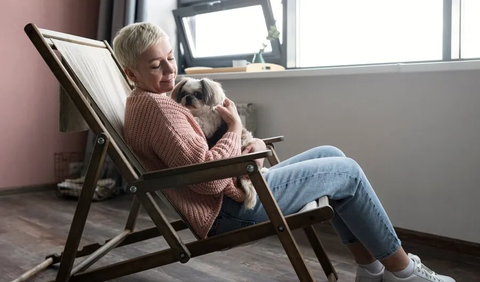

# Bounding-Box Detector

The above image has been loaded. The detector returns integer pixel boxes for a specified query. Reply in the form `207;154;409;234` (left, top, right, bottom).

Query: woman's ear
124;68;137;83
170;78;188;101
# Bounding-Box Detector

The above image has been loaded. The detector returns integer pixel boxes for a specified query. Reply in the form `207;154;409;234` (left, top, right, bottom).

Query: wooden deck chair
17;23;338;282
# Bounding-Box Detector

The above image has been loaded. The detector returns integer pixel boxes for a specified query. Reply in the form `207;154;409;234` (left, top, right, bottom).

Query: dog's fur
170;77;257;209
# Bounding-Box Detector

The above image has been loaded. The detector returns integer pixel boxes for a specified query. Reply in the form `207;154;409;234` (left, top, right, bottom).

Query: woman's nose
162;60;175;74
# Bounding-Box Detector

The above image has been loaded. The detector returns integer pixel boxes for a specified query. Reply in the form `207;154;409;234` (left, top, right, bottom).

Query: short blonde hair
113;22;169;70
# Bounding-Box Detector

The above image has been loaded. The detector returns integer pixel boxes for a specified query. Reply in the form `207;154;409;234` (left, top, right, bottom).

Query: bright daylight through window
183;5;273;58
176;0;480;69
460;0;480;59
297;0;443;67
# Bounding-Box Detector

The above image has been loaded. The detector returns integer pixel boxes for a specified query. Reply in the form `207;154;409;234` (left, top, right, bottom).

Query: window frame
285;0;454;68
282;0;479;67
173;0;282;70
175;0;478;73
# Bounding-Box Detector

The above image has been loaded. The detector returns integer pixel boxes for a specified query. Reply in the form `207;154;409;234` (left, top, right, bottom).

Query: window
174;0;480;72
182;5;273;58
296;0;443;67
460;0;480;59
173;0;281;69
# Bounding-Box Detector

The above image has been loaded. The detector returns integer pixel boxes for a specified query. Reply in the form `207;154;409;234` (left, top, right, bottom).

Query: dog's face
170;77;225;116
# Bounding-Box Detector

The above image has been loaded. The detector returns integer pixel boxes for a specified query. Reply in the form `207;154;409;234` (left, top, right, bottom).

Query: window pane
270;0;283;44
461;0;480;59
183;5;272;58
297;0;443;67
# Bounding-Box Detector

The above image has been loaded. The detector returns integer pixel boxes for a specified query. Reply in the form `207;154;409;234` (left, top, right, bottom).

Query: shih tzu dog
170;77;259;210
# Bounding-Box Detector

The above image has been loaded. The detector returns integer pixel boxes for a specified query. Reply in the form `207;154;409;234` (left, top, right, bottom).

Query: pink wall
0;0;100;188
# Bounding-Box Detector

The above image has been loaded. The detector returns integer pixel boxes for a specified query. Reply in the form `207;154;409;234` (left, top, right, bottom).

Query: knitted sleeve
147;95;242;195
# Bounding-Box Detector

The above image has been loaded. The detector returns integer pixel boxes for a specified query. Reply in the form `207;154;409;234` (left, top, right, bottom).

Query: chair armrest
262;136;284;145
141;150;272;180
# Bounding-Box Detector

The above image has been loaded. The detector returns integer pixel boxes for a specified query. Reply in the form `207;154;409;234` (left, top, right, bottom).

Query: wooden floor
1;191;479;282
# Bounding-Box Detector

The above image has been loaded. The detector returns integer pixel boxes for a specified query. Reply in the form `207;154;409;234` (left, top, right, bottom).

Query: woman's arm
149;96;242;195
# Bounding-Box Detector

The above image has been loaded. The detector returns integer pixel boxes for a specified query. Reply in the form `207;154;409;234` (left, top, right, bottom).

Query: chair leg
303;225;338;281
327;273;337;282
124;195;141;231
12;257;53;282
136;191;191;263
266;144;280;166
55;134;109;282
70;230;130;275
250;171;315;282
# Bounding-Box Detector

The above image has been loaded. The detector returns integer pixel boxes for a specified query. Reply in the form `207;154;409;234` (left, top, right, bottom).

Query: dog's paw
239;177;257;210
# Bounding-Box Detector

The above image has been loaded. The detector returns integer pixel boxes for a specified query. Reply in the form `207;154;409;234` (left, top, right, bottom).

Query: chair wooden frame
17;23;338;282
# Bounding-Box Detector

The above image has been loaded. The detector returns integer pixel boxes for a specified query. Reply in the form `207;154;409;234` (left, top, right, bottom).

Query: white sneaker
355;265;384;282
383;254;456;282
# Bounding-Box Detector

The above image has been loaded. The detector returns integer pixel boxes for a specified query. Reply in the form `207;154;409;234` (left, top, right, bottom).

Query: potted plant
252;24;280;64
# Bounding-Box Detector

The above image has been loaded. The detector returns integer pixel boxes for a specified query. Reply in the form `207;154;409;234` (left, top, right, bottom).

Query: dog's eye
193;91;202;99
181;91;188;98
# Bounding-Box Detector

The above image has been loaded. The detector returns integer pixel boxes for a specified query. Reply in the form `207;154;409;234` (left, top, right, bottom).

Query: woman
114;22;455;282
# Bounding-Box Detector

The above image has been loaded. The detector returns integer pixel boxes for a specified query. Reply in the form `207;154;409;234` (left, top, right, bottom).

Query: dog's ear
201;78;225;106
170;78;188;102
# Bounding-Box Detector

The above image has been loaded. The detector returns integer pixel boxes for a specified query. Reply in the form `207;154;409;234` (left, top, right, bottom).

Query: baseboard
395;227;480;257
0;182;57;197
316;222;480;257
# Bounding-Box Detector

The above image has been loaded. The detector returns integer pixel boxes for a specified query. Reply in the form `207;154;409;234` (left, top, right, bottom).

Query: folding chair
17;23;338;282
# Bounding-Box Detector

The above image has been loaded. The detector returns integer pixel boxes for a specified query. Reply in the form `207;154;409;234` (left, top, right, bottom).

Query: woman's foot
383;253;455;282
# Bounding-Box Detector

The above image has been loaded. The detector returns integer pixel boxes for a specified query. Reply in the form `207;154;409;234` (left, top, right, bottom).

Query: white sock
359;260;384;274
393;258;415;278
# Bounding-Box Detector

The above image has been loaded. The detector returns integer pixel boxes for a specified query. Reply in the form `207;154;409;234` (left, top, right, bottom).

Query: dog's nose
185;96;193;104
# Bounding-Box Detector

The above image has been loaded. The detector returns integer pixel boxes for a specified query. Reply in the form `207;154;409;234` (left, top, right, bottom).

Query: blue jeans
208;145;401;260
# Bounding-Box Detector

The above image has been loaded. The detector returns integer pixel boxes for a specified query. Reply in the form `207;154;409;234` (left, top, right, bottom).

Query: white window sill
178;60;480;81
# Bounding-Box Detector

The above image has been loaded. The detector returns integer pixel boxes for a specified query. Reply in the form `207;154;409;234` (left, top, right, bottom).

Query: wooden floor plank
0;191;478;282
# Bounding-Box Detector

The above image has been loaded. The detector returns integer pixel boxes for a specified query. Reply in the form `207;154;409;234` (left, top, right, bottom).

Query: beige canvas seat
16;23;338;282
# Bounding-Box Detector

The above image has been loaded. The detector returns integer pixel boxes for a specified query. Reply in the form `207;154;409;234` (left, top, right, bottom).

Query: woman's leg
216;145;380;262
221;156;401;260
211;151;455;281
268;145;346;170
268;147;431;274
268;146;379;263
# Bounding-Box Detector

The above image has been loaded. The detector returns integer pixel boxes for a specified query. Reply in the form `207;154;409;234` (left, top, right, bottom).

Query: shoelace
409;254;443;282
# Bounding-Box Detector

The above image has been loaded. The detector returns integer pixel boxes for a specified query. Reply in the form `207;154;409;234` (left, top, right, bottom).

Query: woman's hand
242;138;267;168
216;98;243;135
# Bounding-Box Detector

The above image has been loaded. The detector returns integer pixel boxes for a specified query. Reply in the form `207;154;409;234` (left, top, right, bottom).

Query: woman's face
127;38;177;94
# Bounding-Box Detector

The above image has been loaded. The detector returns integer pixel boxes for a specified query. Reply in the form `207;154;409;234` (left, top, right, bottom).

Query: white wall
214;70;480;244
143;0;177;58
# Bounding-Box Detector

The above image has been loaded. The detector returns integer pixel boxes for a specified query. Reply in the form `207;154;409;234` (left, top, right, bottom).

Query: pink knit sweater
124;88;246;239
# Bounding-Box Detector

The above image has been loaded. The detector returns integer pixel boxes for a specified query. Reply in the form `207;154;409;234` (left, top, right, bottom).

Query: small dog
170;77;258;210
